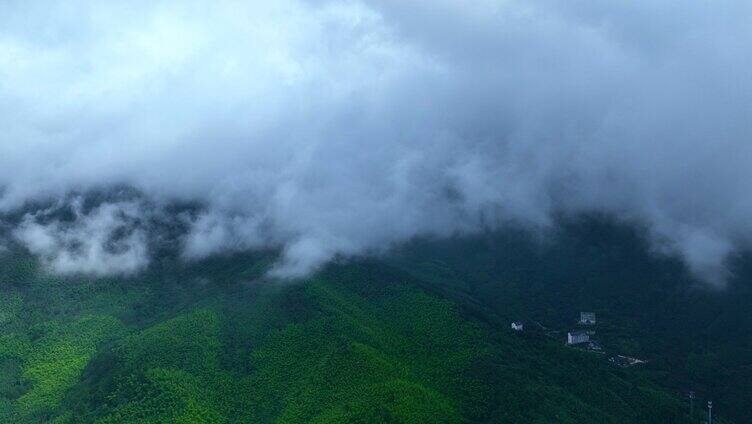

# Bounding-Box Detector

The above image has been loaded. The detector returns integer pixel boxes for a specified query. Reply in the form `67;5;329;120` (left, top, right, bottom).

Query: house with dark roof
567;330;589;345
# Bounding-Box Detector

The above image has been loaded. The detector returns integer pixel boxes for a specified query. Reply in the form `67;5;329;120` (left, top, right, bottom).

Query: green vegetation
391;217;748;423
0;222;736;422
18;315;124;417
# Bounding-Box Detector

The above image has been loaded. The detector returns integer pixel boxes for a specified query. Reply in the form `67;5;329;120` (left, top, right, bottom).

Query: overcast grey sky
1;0;751;284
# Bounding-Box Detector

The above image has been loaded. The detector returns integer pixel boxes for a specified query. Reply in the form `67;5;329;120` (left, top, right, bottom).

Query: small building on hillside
511;322;524;332
579;312;596;325
567;330;589;345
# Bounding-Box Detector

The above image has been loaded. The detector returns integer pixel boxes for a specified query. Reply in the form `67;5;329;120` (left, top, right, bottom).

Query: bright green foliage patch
98;368;226;424
17;315;124;418
118;309;221;376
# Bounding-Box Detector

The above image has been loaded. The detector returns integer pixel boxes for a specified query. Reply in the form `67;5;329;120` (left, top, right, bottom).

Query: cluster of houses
512;311;645;368
566;312;601;351
511;312;603;352
511;312;596;339
567;312;595;344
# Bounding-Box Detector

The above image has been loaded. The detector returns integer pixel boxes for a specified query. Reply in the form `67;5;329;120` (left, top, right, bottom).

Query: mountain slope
0;247;696;423
391;217;750;423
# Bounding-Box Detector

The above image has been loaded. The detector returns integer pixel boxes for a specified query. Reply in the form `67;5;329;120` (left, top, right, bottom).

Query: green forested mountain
0;219;745;422
391;217;751;423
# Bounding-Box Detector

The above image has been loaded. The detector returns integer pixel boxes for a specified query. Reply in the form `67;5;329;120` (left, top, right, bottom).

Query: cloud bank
1;0;751;284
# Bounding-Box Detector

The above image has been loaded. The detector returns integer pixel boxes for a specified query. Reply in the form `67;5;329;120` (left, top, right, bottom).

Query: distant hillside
0;240;698;423
390;216;750;423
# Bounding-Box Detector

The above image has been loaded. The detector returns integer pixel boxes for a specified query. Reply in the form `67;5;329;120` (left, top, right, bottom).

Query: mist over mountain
2;0;752;284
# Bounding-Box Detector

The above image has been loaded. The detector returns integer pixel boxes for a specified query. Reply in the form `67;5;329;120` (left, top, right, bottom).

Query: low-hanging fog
1;0;751;285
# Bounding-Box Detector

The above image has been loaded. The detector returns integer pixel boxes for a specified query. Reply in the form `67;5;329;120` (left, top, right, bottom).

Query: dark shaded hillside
391;217;752;423
0;246;693;423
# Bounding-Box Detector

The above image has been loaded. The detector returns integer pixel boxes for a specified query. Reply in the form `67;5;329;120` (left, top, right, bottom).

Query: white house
511;322;524;331
579;312;596;325
567;330;589;345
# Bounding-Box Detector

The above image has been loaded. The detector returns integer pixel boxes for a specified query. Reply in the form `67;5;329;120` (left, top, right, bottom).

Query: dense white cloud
12;199;150;275
1;0;751;284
